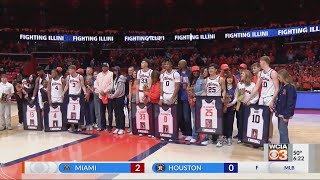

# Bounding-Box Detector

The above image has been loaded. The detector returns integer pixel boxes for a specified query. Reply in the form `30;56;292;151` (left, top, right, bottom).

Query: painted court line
2;133;99;167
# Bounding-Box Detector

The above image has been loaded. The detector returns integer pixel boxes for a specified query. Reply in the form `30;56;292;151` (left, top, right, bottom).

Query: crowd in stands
0;19;319;35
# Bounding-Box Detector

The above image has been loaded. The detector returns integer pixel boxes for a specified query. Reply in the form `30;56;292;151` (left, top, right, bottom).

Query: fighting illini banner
43;103;67;132
242;104;270;146
23;102;43;131
195;96;223;135
132;103;154;136
154;104;178;140
65;95;84;125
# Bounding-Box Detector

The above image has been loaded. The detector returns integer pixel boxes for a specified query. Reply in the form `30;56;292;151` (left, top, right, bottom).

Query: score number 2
130;163;145;173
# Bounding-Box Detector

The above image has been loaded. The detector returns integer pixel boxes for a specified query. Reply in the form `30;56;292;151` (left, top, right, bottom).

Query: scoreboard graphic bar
24;162;145;174
23;145;320;175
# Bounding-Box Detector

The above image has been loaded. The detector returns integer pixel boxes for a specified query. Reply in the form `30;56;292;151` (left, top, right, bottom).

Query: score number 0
130;163;145;173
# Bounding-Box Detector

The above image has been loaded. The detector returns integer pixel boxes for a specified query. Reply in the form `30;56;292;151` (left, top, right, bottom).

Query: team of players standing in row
13;55;294;146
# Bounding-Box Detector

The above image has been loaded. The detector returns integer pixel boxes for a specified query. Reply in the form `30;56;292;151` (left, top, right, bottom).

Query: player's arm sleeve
284;85;297;119
172;72;181;98
174;72;181;83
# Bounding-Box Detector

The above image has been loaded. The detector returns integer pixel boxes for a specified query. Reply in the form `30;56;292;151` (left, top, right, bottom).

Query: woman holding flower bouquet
228;70;259;143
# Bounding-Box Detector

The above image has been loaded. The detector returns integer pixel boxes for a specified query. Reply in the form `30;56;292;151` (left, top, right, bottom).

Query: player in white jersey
48;69;65;105
63;65;87;132
31;66;49;105
136;59;153;104
159;59;180;106
245;56;279;143
63;65;87;96
202;63;226;146
204;63;226;98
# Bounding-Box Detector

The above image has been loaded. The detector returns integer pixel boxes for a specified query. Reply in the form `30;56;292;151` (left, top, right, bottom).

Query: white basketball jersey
69;74;82;95
161;71;179;94
247;108;264;140
67;97;80;120
51;77;63;103
260;69;275;98
49;106;62;128
137;69;152;90
135;106;150;130
206;76;221;96
158;107;173;134
200;99;217;128
26;105;38;126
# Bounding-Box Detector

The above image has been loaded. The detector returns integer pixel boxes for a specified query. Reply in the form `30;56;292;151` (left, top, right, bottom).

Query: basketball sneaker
190;138;197;143
201;140;209;146
160;138;165;141
227;138;232;146
7;126;12;130
216;140;223;147
113;129;119;134
17;123;22;127
185;136;192;141
68;125;75;132
237;140;242;144
93;123;97;129
168;139;173;142
77;128;82;132
127;129;131;133
117;129;124;135
139;134;143;137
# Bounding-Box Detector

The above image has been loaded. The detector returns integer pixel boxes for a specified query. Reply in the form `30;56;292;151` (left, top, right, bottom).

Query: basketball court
1;104;320;179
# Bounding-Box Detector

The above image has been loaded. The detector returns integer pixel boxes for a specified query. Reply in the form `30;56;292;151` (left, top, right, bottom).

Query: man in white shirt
0;74;14;130
96;62;114;131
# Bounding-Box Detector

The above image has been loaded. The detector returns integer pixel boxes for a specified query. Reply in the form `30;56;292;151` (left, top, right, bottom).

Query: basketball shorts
138;91;149;103
258;96;273;106
163;93;177;105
